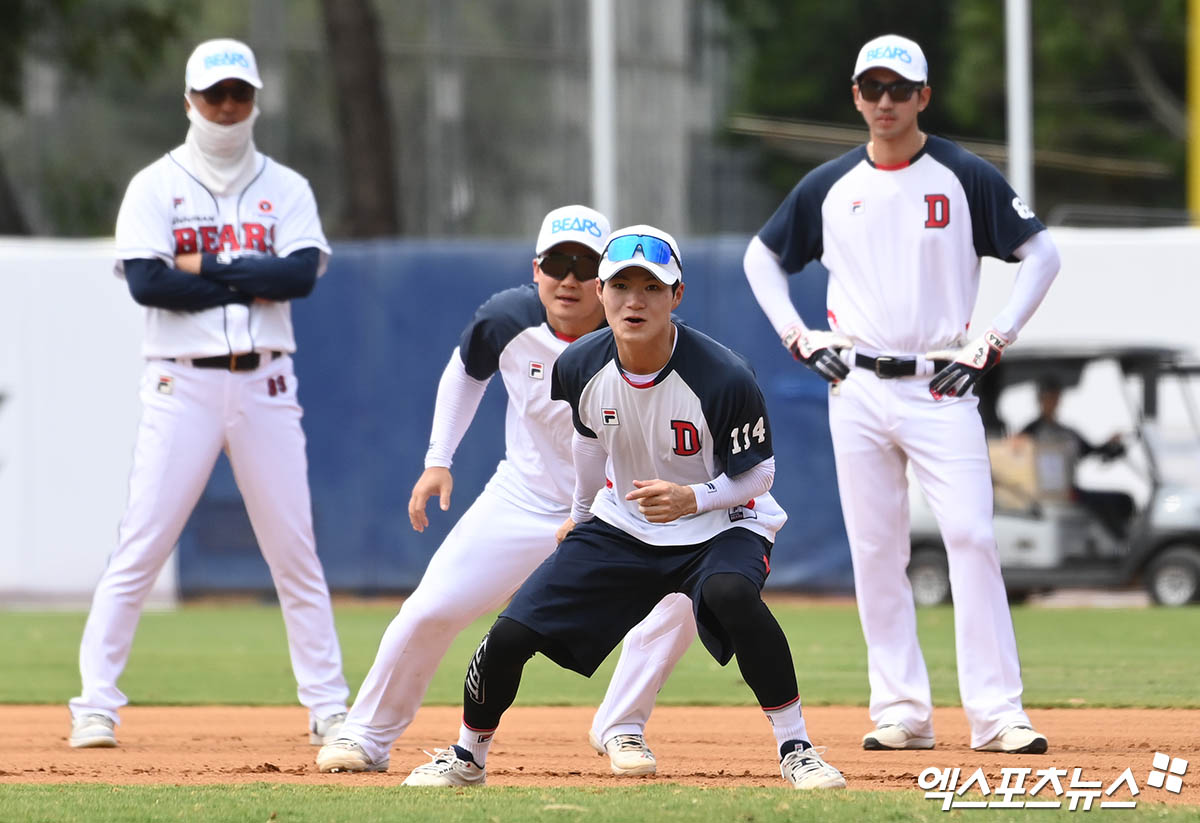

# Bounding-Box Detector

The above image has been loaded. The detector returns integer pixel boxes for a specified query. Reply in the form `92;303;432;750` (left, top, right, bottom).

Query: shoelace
782;746;834;777
610;734;651;754
417;748;474;771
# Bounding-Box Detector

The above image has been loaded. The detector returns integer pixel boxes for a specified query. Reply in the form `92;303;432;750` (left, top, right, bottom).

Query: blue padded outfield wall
177;237;852;595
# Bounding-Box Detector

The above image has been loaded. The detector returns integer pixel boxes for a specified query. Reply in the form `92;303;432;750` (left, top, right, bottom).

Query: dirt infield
3;705;1196;802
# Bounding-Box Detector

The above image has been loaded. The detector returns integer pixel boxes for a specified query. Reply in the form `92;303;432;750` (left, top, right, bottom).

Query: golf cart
907;344;1200;607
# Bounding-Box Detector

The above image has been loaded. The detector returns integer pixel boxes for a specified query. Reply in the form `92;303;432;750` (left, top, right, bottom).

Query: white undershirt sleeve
989;230;1061;342
688;457;776;514
570;431;609;524
423;348;492;469
744;236;804;338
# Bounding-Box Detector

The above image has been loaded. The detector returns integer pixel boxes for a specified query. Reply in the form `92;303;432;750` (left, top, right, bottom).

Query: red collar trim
552;329;579;342
873;159;911;171
621;372;655;389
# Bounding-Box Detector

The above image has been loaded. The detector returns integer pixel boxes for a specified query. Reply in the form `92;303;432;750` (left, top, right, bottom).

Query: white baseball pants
590;591;696;743
828;370;1030;748
338;487;696;765
70;356;349;722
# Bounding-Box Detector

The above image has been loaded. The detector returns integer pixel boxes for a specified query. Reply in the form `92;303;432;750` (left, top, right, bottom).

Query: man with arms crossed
70;38;348;749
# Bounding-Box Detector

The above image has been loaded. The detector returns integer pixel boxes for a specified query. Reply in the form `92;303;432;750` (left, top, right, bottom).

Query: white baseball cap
598;225;683;286
185;38;263;92
852;34;928;83
535;205;610;255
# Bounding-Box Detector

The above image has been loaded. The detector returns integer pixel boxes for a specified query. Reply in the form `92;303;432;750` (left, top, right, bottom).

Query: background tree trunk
0;159;30;235
319;0;400;236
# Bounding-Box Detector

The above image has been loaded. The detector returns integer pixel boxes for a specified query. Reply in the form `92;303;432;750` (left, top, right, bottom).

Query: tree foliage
0;0;181;108
0;0;183;233
718;0;1187;217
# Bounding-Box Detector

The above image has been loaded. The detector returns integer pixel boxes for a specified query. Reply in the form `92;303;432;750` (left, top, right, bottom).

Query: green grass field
3;600;1198;821
5;601;1199;708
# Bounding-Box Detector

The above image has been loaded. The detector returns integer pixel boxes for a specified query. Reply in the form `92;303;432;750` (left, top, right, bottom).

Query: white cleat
781;745;847;790
316;738;389;773
974;724;1048;754
69;713;118;749
310;711;348;745
862;723;935;750
402;746;486;787
588;730;657;776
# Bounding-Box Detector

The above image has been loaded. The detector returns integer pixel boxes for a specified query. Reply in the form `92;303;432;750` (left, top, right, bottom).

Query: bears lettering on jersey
173;222;275;254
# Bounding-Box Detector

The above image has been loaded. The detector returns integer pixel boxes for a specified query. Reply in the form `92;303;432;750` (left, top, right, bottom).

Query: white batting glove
782;324;852;384
926;329;1009;400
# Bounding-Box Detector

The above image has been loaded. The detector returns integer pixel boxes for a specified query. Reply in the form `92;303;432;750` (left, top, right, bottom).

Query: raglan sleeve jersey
550;324;787;546
114;151;330;360
757;137;1045;354
457;283;582;514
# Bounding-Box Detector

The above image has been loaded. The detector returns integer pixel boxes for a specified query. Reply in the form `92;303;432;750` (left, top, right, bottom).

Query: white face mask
185;103;260;158
181;100;260;195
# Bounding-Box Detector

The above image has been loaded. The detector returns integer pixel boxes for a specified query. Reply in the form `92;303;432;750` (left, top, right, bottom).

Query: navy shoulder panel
669;325;773;476
923;135;1045;262
757;146;867;273
550;327;615;438
458;283;547;380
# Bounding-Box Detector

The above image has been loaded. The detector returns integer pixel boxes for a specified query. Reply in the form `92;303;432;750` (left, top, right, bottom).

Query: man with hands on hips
744;33;1060;754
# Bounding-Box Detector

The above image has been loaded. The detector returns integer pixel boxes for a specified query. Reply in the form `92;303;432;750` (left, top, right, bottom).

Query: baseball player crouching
743;34;1059;755
401;226;846;790
68;39;349;749
316;207;696;776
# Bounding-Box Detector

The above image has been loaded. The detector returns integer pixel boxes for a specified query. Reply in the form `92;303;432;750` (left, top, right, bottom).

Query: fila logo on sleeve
602;408;619;425
528;361;544;379
670;420;701;456
924;194;950;228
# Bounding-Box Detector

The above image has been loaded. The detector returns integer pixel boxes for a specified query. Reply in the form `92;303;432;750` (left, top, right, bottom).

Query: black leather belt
172;351;282;372
855;353;949;379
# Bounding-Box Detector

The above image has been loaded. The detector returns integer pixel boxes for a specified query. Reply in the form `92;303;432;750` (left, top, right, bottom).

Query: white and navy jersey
114;148;330;359
551;323;787;546
459;283;592;513
758;135;1045;354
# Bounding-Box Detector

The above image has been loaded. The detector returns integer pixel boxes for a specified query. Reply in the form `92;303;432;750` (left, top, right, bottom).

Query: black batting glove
783;325;852;384
927;329;1009;400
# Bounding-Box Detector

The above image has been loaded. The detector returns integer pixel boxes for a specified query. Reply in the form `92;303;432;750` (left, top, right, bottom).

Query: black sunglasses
856;77;924;103
193;82;256;106
538;252;600;281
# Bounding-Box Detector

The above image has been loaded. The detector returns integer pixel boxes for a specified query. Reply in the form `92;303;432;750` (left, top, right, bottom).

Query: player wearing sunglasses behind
317;207;696;776
69;38;350;749
743;34;1060;754
401;226;846;790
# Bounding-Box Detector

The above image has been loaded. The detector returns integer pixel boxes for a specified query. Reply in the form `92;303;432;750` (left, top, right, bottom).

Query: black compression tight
462;617;545;731
461;576;799;730
700;573;799;708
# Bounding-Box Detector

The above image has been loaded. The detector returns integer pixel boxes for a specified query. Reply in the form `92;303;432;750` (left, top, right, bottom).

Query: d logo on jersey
924;194;950;228
670;420;701;456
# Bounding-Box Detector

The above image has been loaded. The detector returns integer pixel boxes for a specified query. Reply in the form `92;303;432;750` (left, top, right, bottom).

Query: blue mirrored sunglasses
604;234;678;267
